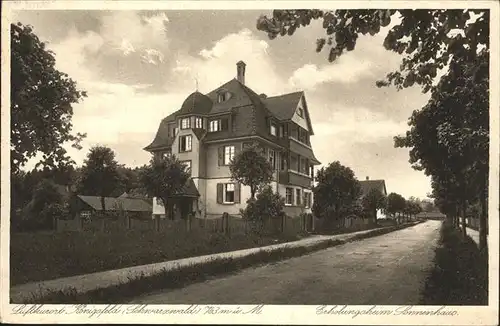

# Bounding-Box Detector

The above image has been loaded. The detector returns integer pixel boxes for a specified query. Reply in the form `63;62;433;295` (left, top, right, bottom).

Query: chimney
366;176;369;180
236;60;246;85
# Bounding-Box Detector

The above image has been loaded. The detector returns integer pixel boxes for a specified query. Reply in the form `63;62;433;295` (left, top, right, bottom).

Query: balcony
289;138;320;165
278;170;313;188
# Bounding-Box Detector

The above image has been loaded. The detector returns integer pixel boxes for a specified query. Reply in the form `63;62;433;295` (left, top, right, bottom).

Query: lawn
10;229;307;286
420;220;488;305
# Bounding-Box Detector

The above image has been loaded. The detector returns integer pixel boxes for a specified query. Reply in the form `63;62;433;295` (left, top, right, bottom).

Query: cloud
141;49;165;65
99;11;169;57
171;28;286;95
48;28;104;82
288;58;374;90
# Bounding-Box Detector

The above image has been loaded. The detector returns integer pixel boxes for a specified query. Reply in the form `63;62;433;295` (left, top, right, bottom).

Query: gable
290;95;314;135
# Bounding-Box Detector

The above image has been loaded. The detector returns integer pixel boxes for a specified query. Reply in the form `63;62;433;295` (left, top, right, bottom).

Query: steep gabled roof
264;91;304;120
206;78;257;114
145;75;313;149
359;180;387;197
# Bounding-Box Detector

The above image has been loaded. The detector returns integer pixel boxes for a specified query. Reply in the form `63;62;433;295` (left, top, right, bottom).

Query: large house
145;61;321;219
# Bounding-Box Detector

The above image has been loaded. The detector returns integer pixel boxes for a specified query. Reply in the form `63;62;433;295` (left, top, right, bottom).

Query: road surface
129;220;441;305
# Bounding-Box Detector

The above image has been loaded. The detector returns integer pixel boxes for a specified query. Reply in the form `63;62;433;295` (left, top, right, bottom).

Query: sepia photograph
1;1;498;324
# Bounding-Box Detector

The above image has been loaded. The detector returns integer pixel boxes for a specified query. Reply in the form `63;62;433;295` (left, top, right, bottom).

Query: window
270;124;277;136
280;156;286;171
224;183;235;203
209;120;220;132
224;146;235;164
180;118;190;130
304;192;311;208
217;91;229;103
172;127;178;137
285;188;293;205
181;160;192;175
279;126;284;137
297;107;304;118
300;158;308;174
194;117;203;129
269;149;275;169
296;189;301;206
179;135;192;152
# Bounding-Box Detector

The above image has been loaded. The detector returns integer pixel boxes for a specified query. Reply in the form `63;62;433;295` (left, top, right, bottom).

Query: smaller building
358;176;388;220
70;195;153;220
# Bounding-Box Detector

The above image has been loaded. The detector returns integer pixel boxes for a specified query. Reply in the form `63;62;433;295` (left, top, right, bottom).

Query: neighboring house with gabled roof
145;61;321;219
71;195;153;220
359;176;388;220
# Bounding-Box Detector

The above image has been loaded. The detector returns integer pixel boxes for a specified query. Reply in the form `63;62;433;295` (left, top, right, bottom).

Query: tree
405;197;423;220
229;145;273;200
312;161;361;229
386;192;406;223
240;186;286;234
361;188;387;223
140;155;190;219
77;146;121;212
11;22;87;173
395;52;488;240
19;179;67;231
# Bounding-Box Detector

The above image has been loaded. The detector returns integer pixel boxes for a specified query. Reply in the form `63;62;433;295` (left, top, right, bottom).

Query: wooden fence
55;214;313;235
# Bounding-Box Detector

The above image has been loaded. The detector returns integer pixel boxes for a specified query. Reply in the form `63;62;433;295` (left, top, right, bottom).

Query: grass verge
420;220;488;305
10;229;307;286
22;221;421;304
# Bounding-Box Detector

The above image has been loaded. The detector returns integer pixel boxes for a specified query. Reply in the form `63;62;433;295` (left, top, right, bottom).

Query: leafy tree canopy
312;161;361;220
11;22;87;173
386;192;406;217
139;155;191;212
230;145;273;200
77;146;121;210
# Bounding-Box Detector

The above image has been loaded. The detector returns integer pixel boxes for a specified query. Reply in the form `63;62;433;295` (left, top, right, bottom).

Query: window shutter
234;183;241;204
221;118;228;131
217;183;223;204
235;143;241;156
218;146;224;166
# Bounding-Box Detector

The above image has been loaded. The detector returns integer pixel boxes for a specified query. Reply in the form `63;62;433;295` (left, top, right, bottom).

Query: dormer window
217;90;231;103
180;118;190;130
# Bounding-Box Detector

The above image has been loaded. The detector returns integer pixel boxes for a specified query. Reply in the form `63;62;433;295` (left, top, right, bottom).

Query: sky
13;9;433;199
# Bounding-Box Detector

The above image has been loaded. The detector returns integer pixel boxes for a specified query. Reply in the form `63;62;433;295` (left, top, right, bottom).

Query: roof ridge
265;90;304;99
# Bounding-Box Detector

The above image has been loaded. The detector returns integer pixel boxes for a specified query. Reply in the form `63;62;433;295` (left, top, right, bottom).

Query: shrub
240;186;286;234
